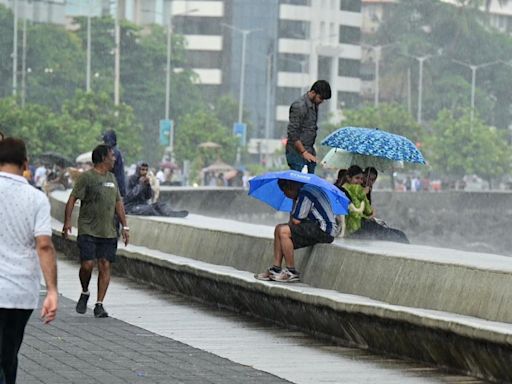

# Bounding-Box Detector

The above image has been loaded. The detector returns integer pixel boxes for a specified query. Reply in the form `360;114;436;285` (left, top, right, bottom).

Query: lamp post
221;23;262;124
452;59;501;122
362;42;396;107
402;52;441;124
86;0;92;92
12;0;18;97
114;2;120;106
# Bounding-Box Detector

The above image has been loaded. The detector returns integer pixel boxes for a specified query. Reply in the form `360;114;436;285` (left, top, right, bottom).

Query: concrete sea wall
50;190;512;382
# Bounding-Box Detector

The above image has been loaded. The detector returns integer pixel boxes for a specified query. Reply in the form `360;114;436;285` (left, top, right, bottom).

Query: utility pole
12;0;18;97
114;1;120;106
86;0;91;92
21;2;27;107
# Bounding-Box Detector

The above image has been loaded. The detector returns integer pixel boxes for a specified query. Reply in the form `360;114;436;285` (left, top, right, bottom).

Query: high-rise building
1;0;362;140
120;0;362;139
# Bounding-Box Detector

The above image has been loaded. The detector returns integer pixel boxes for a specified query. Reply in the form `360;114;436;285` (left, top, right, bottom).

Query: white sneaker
254;267;281;281
272;269;300;283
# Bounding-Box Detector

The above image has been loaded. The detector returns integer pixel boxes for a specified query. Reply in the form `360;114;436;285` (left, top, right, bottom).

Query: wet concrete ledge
49;191;512;382
159;187;512;255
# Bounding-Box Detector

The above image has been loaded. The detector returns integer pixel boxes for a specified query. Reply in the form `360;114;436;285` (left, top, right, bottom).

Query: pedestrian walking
286;80;331;174
62;144;129;318
0;137;58;384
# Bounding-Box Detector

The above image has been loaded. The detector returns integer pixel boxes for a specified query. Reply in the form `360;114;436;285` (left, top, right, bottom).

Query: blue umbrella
321;127;426;165
248;170;350;215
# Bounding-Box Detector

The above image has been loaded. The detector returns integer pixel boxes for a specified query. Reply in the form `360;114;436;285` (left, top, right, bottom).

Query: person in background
286;80;332;174
0;137;58;383
362;167;378;205
34;161;47;191
62;144;130;318
343;165;409;243
125;162;188;217
103;130;126;197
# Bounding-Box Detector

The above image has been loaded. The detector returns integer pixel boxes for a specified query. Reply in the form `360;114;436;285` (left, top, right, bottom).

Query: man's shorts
77;235;117;262
289;221;334;250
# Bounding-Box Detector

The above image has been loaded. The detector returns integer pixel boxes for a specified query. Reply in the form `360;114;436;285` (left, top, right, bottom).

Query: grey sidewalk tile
18;294;290;384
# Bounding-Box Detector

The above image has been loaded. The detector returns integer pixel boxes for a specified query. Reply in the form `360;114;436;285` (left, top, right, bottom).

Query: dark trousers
0;308;33;384
351;219;409;244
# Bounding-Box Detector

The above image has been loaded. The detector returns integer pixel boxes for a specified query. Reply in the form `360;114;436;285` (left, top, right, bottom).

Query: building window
338;58;360;78
339;25;360;44
186;51;222;69
280;0;311;5
277;87;303;105
339;0;361;12
337;91;360;109
279;19;310;39
278;53;309;73
173;16;222;35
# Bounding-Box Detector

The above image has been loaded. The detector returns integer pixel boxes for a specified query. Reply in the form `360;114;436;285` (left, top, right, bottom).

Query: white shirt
0;171;52;309
34;165;47;187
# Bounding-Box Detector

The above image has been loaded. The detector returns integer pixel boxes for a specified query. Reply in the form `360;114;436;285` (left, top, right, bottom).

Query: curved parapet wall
49;190;512;382
49;190;512;323
159;187;512;256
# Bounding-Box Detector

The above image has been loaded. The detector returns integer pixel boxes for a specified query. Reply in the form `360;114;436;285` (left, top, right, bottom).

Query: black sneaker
94;303;109;318
76;293;90;314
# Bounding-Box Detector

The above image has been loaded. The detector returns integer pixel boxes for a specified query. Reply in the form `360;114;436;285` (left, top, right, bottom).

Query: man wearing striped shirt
256;179;337;283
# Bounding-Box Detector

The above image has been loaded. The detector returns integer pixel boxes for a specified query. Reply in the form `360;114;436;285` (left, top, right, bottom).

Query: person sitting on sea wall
338;165;409;243
124;162;188;218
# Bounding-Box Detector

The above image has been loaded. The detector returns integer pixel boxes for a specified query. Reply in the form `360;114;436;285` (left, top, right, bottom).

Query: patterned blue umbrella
248;170;350;215
321;127;426;165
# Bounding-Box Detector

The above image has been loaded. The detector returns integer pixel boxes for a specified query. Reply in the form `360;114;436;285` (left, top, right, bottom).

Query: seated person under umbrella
124;162;188;218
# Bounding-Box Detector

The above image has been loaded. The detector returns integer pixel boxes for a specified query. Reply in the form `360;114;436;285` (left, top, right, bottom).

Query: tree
373;0;512;129
59;90;143;163
425;109;510;185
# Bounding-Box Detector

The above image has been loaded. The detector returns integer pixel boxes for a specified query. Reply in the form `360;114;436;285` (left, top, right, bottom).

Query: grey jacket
286;93;318;155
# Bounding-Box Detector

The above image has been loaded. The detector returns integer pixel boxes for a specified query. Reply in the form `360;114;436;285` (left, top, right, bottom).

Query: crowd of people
0;80;414;382
256;80;409;283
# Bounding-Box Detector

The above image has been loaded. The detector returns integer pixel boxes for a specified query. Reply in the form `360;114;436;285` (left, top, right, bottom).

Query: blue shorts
286;149;316;174
77;235;117;262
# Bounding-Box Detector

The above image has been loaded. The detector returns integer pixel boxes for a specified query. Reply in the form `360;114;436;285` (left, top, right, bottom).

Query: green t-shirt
342;183;373;235
71;170;121;239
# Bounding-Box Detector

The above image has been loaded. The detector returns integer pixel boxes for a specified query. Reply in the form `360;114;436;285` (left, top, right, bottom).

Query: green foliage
374;0;512;129
425;109;510;182
0;91;143;163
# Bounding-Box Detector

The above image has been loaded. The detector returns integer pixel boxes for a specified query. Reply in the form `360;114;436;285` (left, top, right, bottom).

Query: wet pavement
18;257;487;384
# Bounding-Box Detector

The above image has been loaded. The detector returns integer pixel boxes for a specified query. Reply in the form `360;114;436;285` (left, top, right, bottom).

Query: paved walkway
18;294;289;384
17;257;486;384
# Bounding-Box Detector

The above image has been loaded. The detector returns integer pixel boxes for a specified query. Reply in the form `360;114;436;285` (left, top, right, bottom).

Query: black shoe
94;303;109;318
76;293;90;314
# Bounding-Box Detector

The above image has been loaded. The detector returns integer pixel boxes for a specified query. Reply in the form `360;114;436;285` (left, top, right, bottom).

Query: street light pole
21;1;26;107
12;0;18;97
402;52;438;124
221;23;261;124
165;16;172;120
362;43;396;107
238;30;249;123
114;1;120;106
452;59;501;122
86;0;91;92
417;55;428;125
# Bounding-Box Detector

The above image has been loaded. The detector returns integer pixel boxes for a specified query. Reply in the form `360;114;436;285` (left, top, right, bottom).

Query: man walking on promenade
62;144;129;318
0;137;58;384
286;80;331;174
